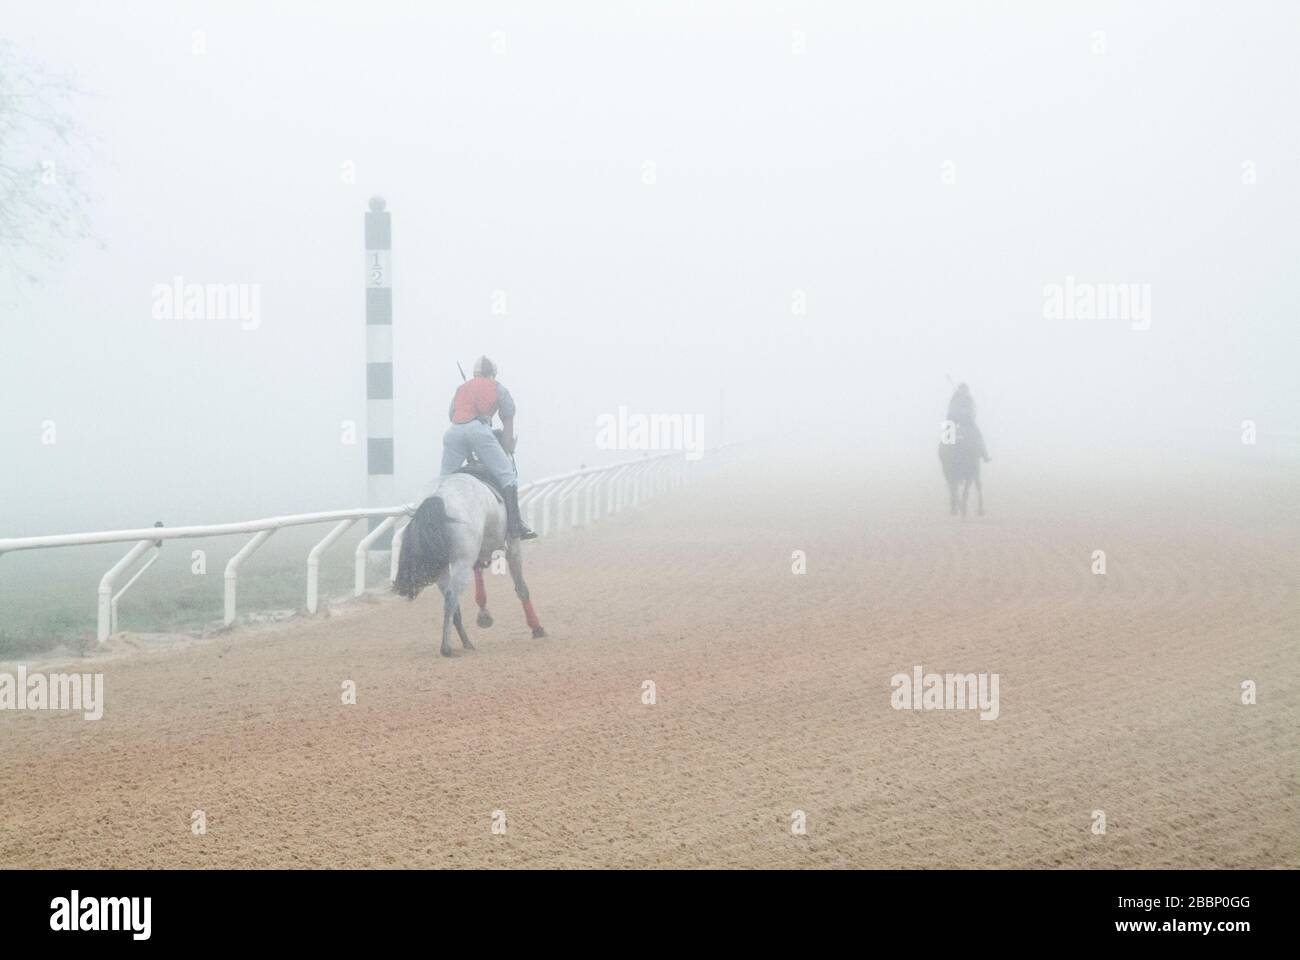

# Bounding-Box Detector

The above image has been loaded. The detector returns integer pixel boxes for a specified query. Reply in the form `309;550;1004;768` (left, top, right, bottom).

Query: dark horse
938;427;984;518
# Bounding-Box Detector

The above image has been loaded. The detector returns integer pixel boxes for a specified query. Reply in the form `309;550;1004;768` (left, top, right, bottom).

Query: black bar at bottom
0;868;1284;947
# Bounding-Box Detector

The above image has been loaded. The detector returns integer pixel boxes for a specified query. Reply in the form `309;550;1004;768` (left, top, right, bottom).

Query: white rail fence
0;448;727;644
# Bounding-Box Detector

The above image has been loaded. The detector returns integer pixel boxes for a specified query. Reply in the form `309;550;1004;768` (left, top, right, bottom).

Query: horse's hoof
476;610;494;628
532;627;546;639
462;640;476;651
440;645;453;657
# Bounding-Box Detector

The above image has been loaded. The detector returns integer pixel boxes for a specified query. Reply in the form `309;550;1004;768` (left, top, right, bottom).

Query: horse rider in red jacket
440;355;538;540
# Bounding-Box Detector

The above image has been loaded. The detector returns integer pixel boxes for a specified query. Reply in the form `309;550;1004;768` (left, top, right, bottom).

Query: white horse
394;473;545;656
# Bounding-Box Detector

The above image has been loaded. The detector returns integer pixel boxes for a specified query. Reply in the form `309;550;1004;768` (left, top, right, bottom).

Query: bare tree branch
0;40;97;284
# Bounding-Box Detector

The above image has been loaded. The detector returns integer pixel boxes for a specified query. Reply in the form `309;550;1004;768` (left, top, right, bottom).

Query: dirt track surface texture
2;455;1296;868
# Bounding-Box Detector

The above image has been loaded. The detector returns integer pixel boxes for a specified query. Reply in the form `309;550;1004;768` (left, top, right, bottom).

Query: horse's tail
394;496;454;600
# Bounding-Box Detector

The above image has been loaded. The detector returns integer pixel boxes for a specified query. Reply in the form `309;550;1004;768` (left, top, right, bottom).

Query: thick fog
2;1;1297;535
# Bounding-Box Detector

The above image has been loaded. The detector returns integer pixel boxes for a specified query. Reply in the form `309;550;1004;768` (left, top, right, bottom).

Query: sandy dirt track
2;453;1296;868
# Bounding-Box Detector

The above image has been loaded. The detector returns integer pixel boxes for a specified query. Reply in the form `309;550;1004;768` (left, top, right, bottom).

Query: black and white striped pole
365;196;395;547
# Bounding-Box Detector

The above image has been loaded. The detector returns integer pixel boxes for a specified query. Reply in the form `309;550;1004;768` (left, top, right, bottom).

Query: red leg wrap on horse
522;599;541;630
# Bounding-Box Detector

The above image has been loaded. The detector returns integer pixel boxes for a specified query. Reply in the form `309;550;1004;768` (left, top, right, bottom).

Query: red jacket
449;377;515;424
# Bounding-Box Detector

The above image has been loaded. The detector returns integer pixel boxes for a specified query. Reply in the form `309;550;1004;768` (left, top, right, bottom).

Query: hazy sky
2;1;1297;533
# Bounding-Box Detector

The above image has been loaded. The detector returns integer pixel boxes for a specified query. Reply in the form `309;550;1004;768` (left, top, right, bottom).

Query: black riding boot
503;485;537;540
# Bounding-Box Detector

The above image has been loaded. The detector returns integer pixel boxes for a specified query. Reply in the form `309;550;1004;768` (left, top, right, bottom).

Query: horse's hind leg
474;565;493;627
440;562;473;656
439;584;456;657
452;605;474;650
960;477;971;519
975;467;984;516
506;540;546;639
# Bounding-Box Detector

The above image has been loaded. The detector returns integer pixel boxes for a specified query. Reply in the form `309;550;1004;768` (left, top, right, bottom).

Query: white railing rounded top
0;447;695;555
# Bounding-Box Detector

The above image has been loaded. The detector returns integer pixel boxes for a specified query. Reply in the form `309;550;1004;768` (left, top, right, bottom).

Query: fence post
307;519;358;614
355;516;397;596
225;529;275;626
97;540;153;643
